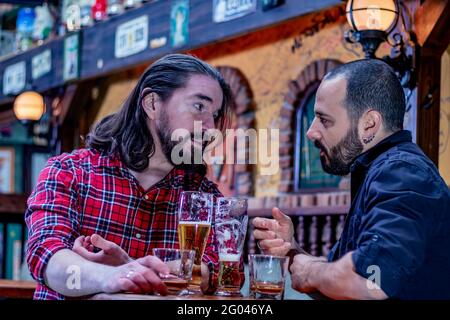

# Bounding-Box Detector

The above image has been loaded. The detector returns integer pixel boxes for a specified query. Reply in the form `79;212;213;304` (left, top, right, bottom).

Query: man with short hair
253;59;450;299
26;54;233;299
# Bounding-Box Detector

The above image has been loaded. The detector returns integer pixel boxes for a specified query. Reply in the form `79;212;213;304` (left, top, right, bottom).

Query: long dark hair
86;54;233;172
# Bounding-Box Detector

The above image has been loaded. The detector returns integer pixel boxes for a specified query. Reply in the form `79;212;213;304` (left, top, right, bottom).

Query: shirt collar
350;130;412;172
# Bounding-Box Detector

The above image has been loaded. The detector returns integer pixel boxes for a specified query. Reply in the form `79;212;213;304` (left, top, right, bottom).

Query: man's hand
289;252;388;300
252;207;294;256
101;256;170;295
73;234;132;266
290;254;326;293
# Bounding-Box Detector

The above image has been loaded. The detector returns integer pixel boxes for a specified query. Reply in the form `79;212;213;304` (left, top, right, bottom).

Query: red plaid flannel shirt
25;148;223;300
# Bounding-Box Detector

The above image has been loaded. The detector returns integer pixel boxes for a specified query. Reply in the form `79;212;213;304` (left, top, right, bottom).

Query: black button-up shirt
328;130;450;299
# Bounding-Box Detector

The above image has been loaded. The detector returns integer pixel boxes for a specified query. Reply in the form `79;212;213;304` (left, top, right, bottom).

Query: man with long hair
253;59;450;299
25;54;233;299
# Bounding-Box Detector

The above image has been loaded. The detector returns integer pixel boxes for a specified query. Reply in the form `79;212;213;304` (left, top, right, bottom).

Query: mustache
314;140;327;154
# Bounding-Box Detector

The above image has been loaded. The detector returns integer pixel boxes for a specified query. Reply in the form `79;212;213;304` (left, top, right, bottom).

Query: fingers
127;270;155;294
116;278;143;294
253;229;277;241
140;268;168;295
73;236;85;250
272;207;292;225
124;262;168;295
252;217;276;230
258;239;291;256
84;236;91;248
258;238;284;250
137;256;170;276
73;244;101;262
91;234;115;253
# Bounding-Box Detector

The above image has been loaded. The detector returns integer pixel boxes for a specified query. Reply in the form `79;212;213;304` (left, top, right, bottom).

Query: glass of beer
215;197;248;297
249;254;289;300
152;248;195;295
177;191;213;294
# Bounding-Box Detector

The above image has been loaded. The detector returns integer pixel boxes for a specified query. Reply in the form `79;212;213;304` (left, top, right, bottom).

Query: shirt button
136;233;141;239
143;195;149;200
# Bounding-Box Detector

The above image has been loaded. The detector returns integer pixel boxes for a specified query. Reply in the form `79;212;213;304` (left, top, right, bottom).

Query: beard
314;125;363;176
156;109;209;166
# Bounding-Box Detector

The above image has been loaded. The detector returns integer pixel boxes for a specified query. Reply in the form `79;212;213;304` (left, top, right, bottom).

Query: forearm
44;249;114;297
304;253;387;300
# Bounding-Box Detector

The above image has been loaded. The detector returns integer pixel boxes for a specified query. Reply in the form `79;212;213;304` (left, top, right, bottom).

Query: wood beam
415;0;450;165
415;0;450;49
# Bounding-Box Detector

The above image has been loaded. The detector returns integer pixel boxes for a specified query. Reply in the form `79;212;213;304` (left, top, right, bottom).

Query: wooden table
0;280;36;299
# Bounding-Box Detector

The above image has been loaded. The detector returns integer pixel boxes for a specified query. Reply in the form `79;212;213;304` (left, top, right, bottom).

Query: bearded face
314;124;363;176
156;107;211;166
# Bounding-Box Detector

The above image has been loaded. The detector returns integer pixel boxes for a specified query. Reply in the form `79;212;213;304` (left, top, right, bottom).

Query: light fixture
345;0;399;58
13;91;46;123
345;0;416;90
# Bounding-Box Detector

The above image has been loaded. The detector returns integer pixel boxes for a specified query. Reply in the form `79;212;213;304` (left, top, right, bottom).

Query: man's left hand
290;254;326;293
73;234;133;266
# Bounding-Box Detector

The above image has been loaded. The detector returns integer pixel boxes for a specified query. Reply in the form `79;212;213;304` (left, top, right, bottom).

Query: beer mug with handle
215;197;248;297
177;191;213;294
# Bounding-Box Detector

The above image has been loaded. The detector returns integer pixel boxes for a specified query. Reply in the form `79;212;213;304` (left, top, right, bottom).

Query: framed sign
32;49;52;80
63;33;80;81
31;151;51;190
115;15;149;58
2;61;26;95
0;147;15;193
170;0;189;48
213;0;257;23
23;145;52;193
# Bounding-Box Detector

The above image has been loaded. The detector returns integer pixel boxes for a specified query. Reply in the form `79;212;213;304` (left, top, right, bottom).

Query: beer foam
219;253;241;261
178;221;211;226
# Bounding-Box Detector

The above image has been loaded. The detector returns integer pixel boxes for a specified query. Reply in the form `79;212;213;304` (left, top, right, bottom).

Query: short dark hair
86;54;233;172
324;59;405;132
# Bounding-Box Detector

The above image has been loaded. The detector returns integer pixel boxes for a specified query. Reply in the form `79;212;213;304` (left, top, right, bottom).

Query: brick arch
278;59;343;193
206;66;256;196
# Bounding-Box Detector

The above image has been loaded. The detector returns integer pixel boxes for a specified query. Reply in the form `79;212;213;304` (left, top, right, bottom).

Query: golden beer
216;254;242;296
178;221;211;291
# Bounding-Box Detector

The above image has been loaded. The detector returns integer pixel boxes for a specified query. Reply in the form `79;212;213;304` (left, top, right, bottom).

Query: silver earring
363;134;375;144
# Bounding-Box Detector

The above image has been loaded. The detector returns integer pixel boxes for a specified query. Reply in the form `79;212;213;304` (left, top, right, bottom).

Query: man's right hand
252;207;295;256
101;256;170;295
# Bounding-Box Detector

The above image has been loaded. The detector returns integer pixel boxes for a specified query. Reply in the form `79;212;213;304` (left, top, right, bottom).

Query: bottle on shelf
107;0;124;16
92;0;107;22
124;0;143;10
16;7;36;52
33;3;54;45
80;0;95;27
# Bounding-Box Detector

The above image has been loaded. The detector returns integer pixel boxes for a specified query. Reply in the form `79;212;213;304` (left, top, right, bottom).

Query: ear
361;109;382;137
142;91;158;120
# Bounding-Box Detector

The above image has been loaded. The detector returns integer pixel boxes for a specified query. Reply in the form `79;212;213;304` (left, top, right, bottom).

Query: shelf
0;193;29;215
0;0;341;105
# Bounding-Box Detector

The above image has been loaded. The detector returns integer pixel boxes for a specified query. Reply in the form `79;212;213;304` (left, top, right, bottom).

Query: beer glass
177;191;213;294
152;248;195;295
215;197;248;297
249;254;288;300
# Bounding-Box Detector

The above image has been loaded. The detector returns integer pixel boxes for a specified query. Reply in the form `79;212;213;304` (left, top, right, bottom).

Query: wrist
304;258;327;291
96;263;116;293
